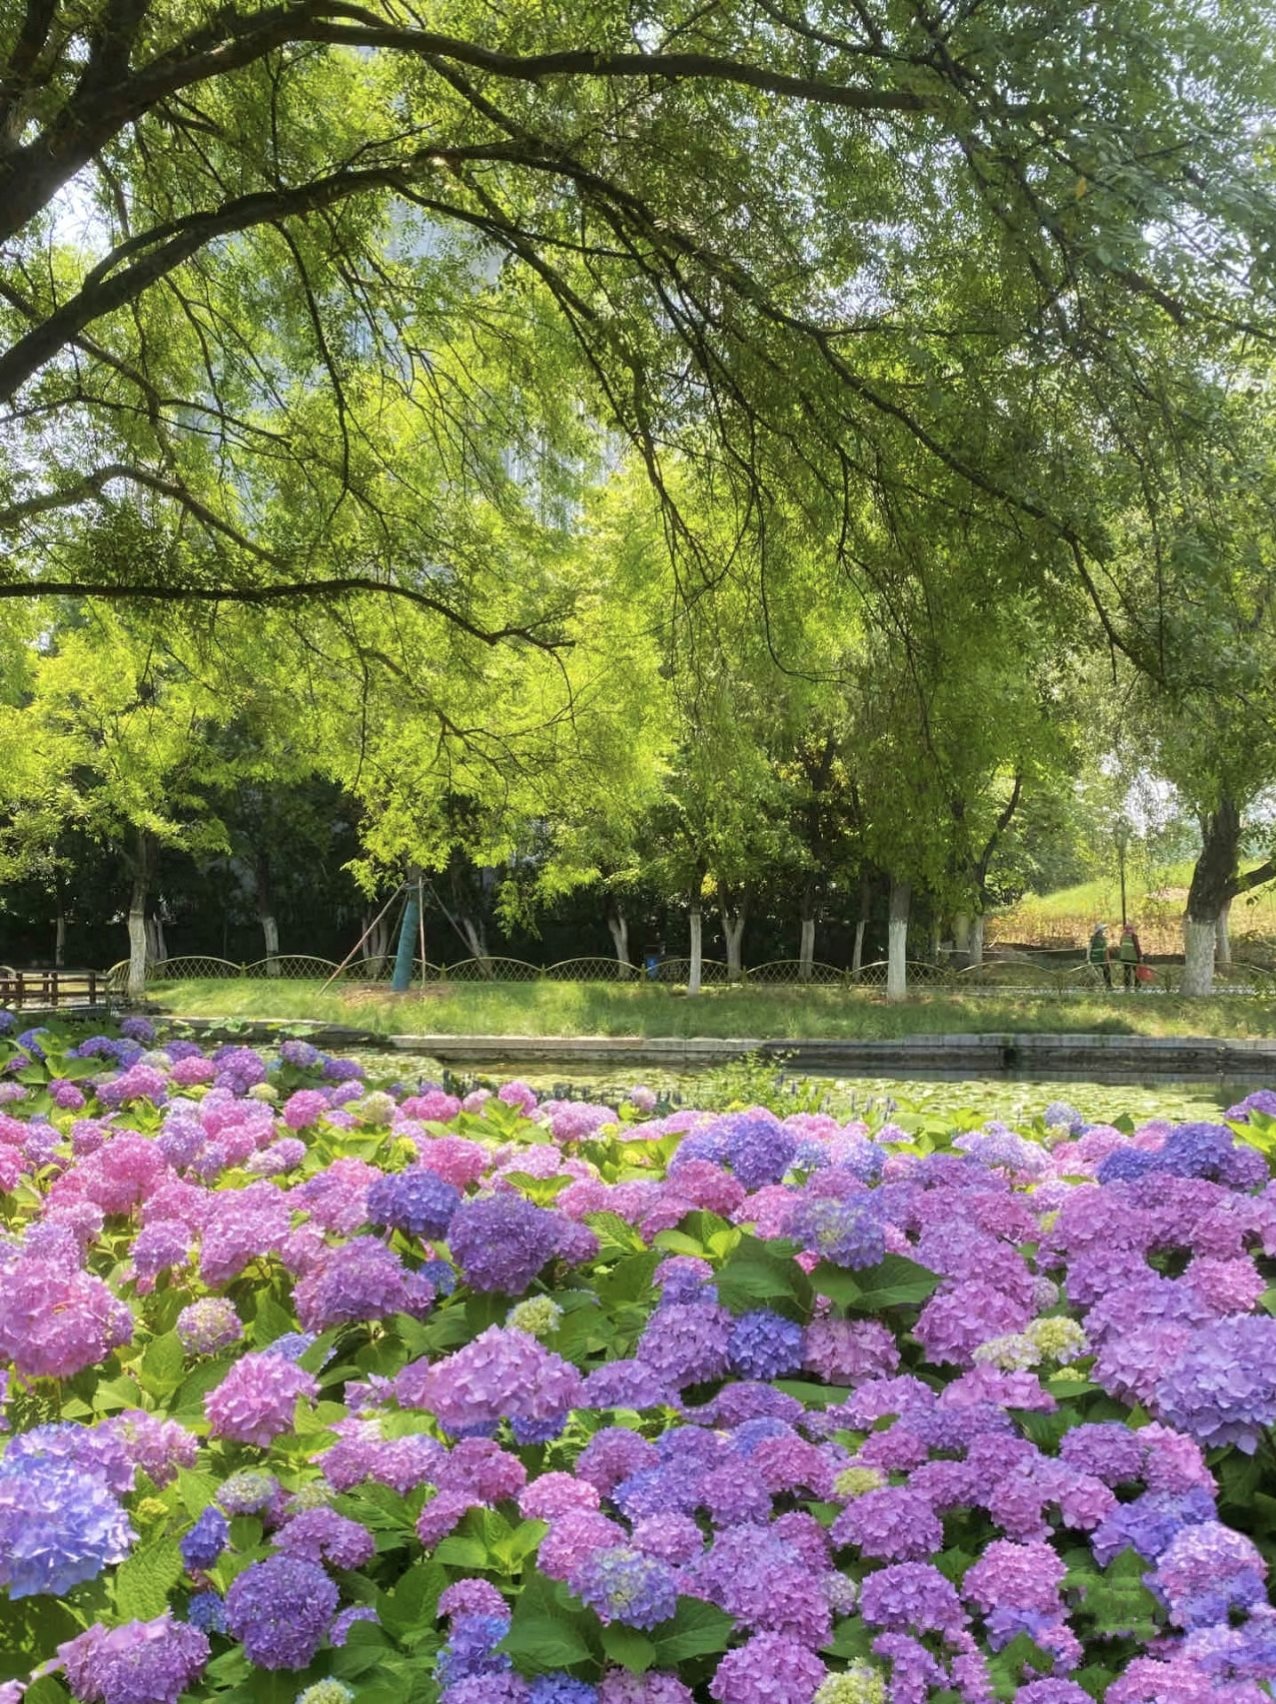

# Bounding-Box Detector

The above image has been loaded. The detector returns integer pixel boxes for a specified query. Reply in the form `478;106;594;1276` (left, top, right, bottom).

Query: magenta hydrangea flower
0;1259;133;1378
294;1236;434;1331
205;1352;318;1447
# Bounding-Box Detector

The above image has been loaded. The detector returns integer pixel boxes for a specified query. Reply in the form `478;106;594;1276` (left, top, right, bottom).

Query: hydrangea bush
1;1027;1275;1704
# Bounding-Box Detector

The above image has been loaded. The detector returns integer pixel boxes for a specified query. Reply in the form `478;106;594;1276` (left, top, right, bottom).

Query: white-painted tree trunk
929;922;941;962
953;912;971;955
1181;916;1217;995
1215;901;1232;970
969;913;985;967
606;909;630;975
852;918;866;978
886;878;910;1002
798;917;816;982
723;911;746;981
687;904;703;996
261;913;280;972
54;911;66;968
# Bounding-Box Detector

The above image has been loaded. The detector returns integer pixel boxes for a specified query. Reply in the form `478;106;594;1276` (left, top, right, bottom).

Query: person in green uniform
1088;923;1112;988
1117;923;1143;991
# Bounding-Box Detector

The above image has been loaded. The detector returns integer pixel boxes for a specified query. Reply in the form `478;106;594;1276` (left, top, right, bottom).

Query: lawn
152;977;1276;1039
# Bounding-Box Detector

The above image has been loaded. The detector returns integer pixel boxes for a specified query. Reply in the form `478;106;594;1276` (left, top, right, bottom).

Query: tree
0;600;253;993
0;0;1271;681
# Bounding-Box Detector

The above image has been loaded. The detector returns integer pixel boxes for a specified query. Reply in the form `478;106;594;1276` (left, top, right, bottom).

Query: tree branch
0;574;571;651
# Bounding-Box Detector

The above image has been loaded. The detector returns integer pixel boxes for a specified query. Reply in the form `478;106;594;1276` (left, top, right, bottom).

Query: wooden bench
0;969;108;1011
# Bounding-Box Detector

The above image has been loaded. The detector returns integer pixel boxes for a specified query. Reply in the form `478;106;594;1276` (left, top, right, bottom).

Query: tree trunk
851;870;871;979
798;917;816;982
126;833;151;1000
687;901;703;996
364;912;389;976
54;909;66;968
953;912;971;956
852;919;866;978
969;913;985;967
606;905;630;976
929;921;941;963
461;914;489;963
1216;900;1232;971
255;854;280;974
886;877;910;1002
145;915;166;964
722;901;747;981
1181;796;1241;995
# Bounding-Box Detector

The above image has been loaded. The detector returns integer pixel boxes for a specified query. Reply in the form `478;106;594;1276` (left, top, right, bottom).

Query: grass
1000;860;1276;932
151;978;1276;1040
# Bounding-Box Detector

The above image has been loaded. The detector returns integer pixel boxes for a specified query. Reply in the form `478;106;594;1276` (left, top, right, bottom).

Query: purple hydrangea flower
447;1195;565;1294
366;1167;461;1238
205;1353;318;1447
225;1556;338;1669
59;1613;209;1704
708;1634;825;1704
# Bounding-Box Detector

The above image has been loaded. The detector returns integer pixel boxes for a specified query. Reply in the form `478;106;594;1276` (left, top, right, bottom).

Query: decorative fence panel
100;951;1276;998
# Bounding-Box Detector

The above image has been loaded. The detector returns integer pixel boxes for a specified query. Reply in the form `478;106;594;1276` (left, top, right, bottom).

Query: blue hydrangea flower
187;1591;228;1635
727;1310;805;1379
436;1612;513;1687
528;1678;600;1704
568;1545;677;1629
0;1458;133;1597
180;1507;229;1572
787;1196;885;1269
724;1115;798;1191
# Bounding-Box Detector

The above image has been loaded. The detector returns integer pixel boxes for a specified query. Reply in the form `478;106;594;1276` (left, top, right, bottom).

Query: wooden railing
0;969;107;1010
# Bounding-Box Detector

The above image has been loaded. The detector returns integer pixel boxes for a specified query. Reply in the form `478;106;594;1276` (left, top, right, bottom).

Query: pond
357;1049;1267;1128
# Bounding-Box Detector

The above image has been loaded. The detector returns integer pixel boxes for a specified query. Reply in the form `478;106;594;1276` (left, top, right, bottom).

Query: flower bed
1;1021;1275;1704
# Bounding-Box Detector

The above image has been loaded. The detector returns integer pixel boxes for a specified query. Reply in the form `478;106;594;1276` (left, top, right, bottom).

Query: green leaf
379;1559;450;1641
714;1234;812;1319
173;1467;222;1520
822;1616;872;1658
584;1211;648;1256
845;1253;942;1309
113;1537;183;1620
330;1620;398;1677
500;1572;595;1672
251;1289;298;1348
493;1518;549;1570
601;1625;657;1672
650;1597;735;1663
138;1331;185;1398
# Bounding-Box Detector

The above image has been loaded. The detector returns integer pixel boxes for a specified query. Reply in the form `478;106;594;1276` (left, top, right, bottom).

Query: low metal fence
101;952;1276;997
